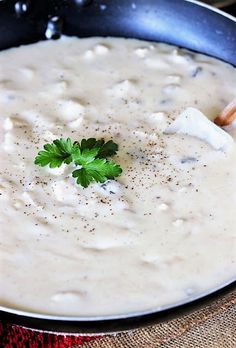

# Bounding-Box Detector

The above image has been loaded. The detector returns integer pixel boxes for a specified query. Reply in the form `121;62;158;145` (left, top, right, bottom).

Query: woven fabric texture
82;290;236;348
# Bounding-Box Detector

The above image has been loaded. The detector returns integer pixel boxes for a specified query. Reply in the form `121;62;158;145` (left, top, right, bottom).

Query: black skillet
0;0;235;334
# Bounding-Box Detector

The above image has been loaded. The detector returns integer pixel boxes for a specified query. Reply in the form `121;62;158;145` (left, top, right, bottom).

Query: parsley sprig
34;138;122;188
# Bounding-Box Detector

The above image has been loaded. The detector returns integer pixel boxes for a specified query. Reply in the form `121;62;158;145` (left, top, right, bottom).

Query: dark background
224;3;236;15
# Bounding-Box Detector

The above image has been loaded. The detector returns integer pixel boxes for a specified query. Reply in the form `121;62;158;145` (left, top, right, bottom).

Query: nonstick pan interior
0;0;235;65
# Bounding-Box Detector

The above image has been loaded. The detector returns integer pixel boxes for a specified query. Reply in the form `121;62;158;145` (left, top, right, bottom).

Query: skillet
0;0;235;334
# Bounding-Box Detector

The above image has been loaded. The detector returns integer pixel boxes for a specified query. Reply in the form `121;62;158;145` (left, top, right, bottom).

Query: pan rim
0;277;235;321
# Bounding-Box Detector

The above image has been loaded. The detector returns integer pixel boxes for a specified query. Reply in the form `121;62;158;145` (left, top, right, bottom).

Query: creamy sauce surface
0;37;236;317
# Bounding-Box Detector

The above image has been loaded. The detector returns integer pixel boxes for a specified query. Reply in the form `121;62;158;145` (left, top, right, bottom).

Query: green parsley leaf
79;138;118;158
34;138;75;168
96;140;118;158
72;168;94;188
85;159;122;178
72;159;122;188
35;137;122;188
73;147;100;166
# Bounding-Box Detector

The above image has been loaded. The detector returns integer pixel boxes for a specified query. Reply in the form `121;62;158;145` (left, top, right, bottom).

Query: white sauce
0;37;235;317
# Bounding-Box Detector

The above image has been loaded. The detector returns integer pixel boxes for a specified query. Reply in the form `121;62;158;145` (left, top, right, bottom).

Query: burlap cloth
81;290;236;348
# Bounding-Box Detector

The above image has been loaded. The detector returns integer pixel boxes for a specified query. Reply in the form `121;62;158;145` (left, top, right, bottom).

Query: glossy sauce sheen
0;37;236;317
